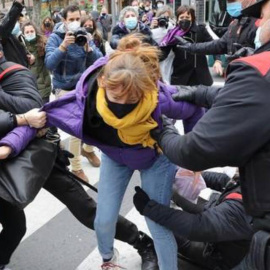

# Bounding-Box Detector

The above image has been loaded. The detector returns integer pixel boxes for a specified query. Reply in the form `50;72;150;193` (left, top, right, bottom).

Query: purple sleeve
0;126;36;157
159;83;204;133
0;90;82;157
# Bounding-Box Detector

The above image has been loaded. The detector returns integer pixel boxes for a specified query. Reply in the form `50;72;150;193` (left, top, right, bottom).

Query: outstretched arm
154;63;270;171
0;0;24;38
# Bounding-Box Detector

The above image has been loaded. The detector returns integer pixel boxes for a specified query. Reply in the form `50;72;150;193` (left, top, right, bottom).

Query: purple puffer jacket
0;56;204;170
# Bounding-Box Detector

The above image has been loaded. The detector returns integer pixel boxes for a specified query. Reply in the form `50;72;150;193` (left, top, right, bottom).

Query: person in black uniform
133;171;254;270
141;0;270;269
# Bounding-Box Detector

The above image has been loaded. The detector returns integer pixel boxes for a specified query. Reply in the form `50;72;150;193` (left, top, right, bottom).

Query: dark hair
21;21;47;57
176;5;196;22
0;42;3;52
41;16;54;33
81;15;103;43
62;5;80;19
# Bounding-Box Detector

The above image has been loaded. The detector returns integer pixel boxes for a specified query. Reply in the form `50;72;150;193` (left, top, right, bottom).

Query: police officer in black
176;0;259;58
140;0;270;268
133;171;254;270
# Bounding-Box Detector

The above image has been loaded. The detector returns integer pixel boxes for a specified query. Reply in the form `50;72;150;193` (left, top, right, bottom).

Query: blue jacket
45;23;102;90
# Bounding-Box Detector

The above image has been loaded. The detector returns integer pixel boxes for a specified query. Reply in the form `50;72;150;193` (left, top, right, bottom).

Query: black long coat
161;23;216;86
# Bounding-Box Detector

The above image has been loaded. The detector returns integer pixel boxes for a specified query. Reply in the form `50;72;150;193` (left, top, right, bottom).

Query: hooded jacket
0;56;203;170
45;22;103;90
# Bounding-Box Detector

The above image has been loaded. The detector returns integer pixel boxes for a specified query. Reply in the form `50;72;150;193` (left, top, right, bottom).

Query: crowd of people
0;0;270;269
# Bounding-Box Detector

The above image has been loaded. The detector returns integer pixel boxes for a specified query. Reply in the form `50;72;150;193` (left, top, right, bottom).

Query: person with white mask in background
45;4;103;181
156;0;165;10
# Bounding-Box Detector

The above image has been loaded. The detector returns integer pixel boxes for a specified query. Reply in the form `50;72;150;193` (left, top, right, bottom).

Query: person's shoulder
233;51;270;77
112;24;126;35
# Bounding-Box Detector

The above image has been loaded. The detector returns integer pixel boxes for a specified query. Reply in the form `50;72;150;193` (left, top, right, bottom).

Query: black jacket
160;23;215;86
0;109;16;137
144;172;253;269
0;66;42;114
110;22;156;49
187;16;258;56
0;2;28;67
158;41;270;216
0;60;42;135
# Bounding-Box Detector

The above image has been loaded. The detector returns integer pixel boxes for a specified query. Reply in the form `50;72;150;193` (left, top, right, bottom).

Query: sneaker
72;169;89;183
101;249;126;270
133;232;159;270
0;265;11;270
81;149;101;167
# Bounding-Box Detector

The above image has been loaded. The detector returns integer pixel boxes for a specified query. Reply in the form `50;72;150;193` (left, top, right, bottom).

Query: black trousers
176;236;230;270
0;198;26;265
0;165;139;265
43;166;139;244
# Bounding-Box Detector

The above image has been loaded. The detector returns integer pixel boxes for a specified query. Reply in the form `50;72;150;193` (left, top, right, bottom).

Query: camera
73;27;88;47
158;16;169;28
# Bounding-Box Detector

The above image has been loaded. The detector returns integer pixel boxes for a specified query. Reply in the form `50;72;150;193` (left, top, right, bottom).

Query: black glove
174;36;193;53
172;85;197;103
150;115;179;146
173;85;219;109
56;148;74;168
133;186;150;215
226;46;255;62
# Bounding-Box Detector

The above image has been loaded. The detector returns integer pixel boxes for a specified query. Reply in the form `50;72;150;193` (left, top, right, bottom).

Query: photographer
151;6;175;84
45;5;102;181
150;5;175;30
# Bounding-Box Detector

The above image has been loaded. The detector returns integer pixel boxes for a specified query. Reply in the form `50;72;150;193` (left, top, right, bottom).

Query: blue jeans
94;154;178;270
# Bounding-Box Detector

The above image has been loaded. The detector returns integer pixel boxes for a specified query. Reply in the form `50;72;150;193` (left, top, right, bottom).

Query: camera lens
158;17;169;27
75;35;87;46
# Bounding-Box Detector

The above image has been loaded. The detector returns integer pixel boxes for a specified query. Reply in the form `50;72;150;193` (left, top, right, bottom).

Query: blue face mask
12;22;21;36
226;2;242;17
254;27;262;49
124;17;138;30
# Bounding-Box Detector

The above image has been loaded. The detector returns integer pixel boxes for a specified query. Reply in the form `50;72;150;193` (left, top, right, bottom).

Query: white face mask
254;27;262;49
25;33;36;42
67;21;80;32
157;3;164;9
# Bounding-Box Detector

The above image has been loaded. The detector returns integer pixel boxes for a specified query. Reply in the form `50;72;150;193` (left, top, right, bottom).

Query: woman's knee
94;215;117;232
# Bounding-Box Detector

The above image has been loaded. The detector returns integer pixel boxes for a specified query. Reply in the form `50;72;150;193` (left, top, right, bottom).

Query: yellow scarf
96;87;158;148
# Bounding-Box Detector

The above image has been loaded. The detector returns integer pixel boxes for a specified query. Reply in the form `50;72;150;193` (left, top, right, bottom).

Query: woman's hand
27;54;35;65
23;108;46;128
213;60;223;76
0;146;12;159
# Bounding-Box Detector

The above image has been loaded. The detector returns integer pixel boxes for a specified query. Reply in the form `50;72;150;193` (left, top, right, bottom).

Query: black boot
133;231;159;270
